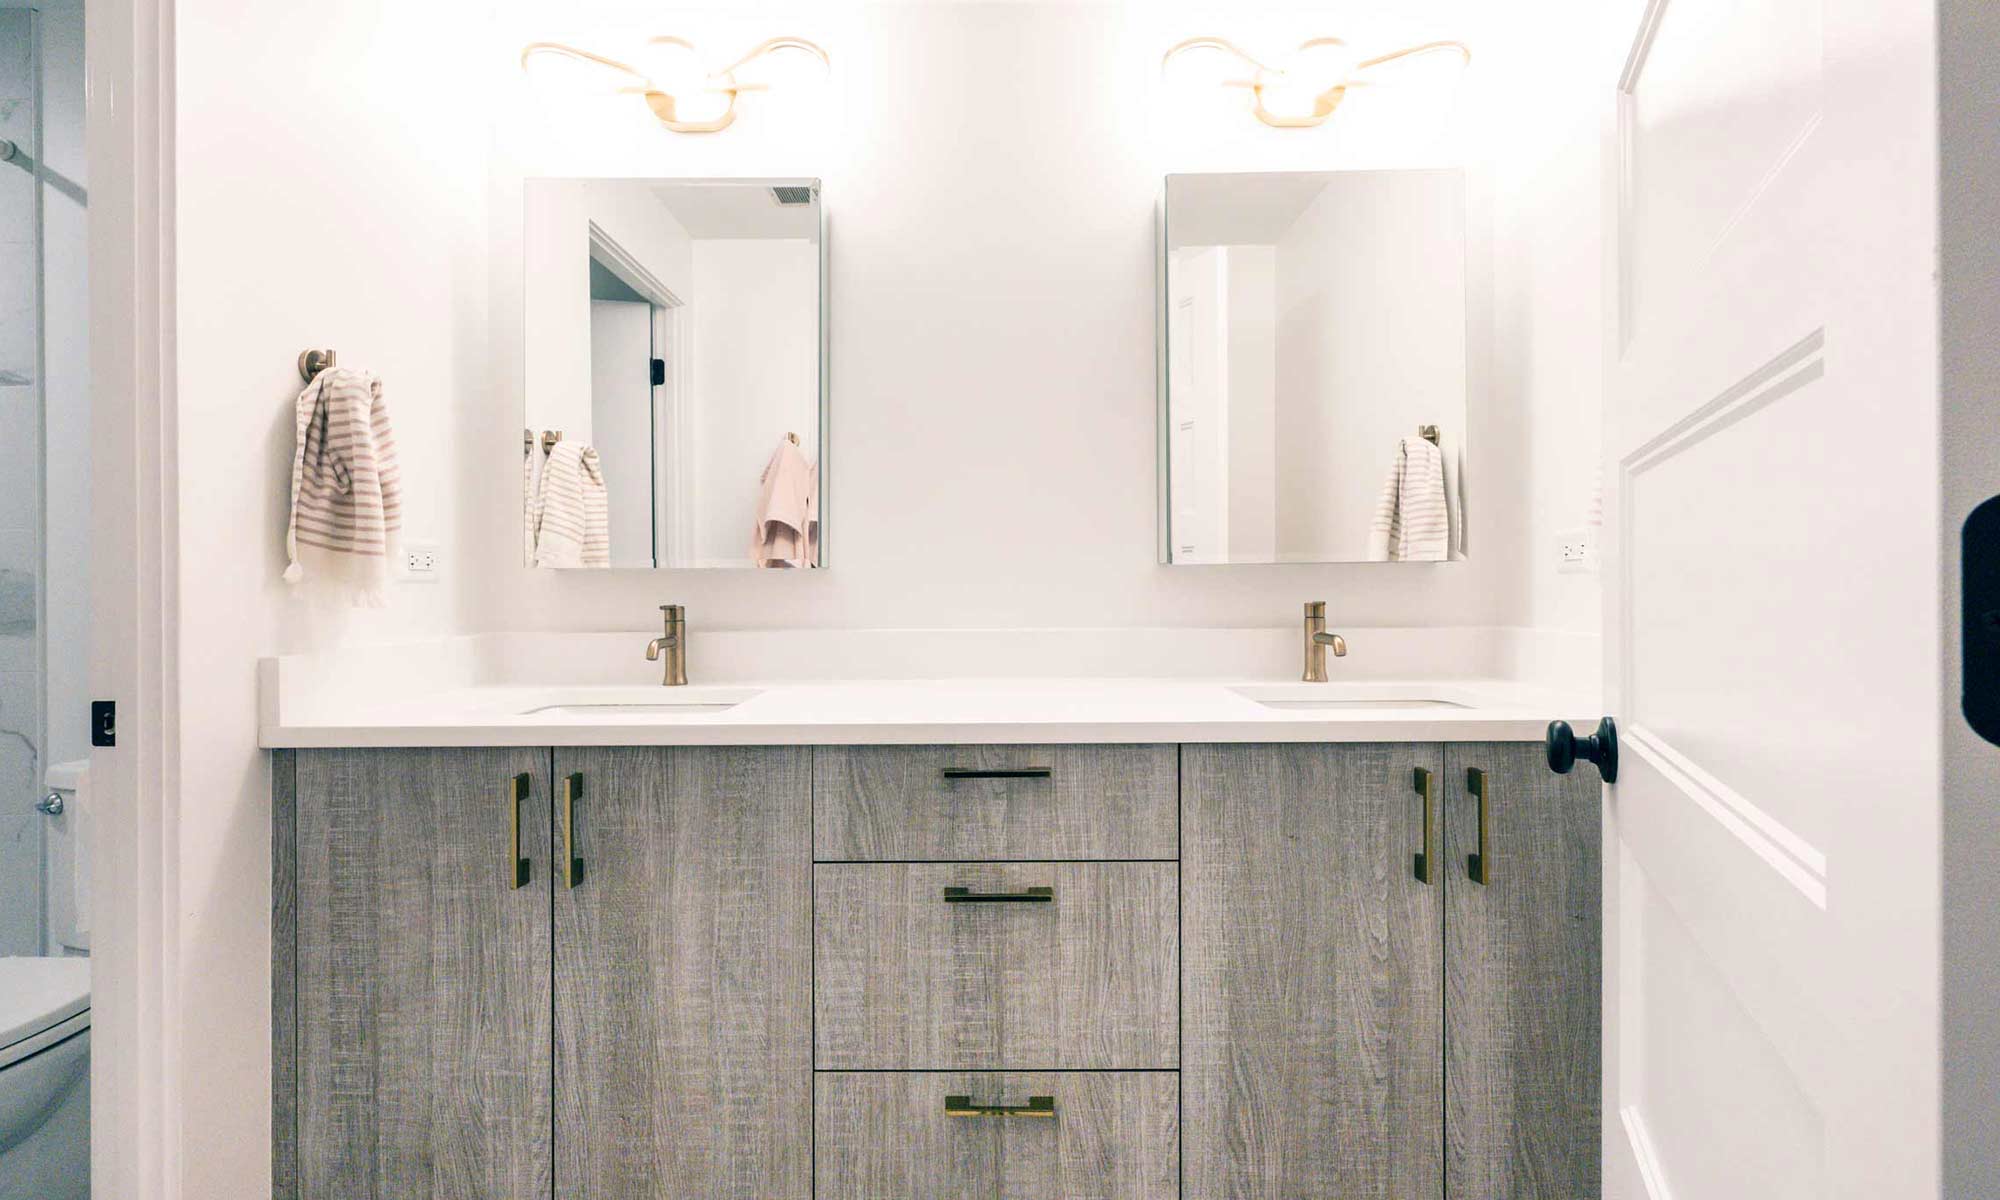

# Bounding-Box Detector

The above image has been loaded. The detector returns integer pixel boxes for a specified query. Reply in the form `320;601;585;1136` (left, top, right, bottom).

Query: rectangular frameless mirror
1159;169;1467;565
523;178;826;569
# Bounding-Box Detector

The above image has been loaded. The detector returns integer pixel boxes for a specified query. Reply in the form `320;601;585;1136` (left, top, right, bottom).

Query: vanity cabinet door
1182;743;1445;1200
292;748;553;1200
551;747;813;1200
1442;743;1601;1200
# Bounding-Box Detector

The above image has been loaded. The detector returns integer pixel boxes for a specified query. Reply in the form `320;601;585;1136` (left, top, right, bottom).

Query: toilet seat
0;959;91;1071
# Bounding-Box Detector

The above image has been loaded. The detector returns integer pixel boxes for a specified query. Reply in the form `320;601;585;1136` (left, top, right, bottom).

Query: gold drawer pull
943;886;1054;904
940;767;1052;780
1466;767;1491;885
507;773;531;890
562;772;585;889
945;1095;1056;1118
1412;766;1435;885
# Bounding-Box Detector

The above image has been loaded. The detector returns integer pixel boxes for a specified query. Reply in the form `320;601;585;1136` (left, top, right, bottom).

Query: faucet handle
660;604;685;620
1304;600;1326;620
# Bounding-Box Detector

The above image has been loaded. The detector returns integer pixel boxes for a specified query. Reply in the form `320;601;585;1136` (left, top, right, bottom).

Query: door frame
85;0;182;1195
1942;1;2000;1190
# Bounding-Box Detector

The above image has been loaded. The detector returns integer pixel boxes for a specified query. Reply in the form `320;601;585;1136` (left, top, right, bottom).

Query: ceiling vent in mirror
770;186;815;206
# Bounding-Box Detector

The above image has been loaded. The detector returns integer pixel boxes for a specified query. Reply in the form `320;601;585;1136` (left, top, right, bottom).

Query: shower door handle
35;792;64;816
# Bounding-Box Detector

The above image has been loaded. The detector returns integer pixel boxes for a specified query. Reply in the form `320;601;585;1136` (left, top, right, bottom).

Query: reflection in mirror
524;178;825;569
1160;169;1467;565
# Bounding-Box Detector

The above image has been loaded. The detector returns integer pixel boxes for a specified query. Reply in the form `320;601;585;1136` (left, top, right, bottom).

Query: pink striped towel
283;366;403;604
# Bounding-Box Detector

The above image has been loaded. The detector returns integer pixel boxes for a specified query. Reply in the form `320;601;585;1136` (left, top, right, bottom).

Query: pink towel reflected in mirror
752;438;819;568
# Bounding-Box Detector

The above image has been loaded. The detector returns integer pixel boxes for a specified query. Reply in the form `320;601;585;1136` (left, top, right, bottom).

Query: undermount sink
518;687;762;718
1230;685;1474;712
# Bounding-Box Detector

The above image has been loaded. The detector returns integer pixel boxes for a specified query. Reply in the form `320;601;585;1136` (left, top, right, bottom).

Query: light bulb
630;36;730;124
1257;40;1355;121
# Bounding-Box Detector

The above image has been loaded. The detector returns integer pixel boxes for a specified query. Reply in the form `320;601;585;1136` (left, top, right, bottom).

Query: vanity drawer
815;1071;1179;1200
815;862;1179;1070
813;744;1177;861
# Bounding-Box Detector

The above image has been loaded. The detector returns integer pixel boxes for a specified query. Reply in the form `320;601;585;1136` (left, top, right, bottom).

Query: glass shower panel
0;6;43;958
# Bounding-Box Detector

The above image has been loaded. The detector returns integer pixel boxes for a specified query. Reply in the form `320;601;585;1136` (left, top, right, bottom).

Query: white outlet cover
1555;527;1597;575
402;541;442;583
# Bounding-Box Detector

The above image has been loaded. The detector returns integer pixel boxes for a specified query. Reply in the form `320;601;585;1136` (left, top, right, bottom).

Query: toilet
0;760;91;1200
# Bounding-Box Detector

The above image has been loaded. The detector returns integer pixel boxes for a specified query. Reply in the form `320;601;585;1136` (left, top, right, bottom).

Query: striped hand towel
1366;436;1449;562
283;366;402;604
534;441;610;568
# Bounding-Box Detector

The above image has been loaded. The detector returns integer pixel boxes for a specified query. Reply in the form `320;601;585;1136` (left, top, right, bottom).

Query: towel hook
542;430;563;453
1418;424;1440;446
297;348;337;382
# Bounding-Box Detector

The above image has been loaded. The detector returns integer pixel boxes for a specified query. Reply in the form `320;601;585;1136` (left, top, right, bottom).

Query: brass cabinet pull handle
1466;767;1491;885
507;773;532;889
943;886;1054;904
940;767;1053;780
1412;766;1435;884
944;1095;1056;1118
561;772;585;889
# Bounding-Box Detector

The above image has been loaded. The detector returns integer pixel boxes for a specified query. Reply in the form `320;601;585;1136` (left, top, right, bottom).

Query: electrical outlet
403;541;442;582
1555;527;1597;575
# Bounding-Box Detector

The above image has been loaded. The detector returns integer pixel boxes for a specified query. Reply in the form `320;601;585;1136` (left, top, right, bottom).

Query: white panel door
1600;1;1940;1198
589;299;655;566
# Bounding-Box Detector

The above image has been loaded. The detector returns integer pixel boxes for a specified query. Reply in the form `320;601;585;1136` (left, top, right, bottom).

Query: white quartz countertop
259;631;1600;748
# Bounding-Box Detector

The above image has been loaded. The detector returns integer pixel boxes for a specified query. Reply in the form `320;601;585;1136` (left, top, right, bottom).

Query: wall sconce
521;36;829;134
1161;36;1469;129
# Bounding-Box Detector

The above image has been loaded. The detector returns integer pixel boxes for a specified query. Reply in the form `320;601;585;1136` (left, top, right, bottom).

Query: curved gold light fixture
521;36;830;134
1162;35;1469;129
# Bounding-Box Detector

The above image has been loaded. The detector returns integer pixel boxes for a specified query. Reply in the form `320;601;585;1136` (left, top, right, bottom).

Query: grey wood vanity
270;741;1598;1199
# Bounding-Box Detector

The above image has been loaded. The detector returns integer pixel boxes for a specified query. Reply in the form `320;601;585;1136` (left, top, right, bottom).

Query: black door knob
1547;716;1619;784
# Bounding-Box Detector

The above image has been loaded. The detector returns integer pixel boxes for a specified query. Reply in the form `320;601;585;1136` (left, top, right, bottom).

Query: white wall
1273;169;1466;562
174;0;493;1191
522;179;693;439
39;0;88;778
0;5;42;960
689;237;819;566
1482;4;1606;645
1224;245;1275;560
482;1;1522;631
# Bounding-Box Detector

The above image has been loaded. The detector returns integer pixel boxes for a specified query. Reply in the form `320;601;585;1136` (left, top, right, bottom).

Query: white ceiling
651;183;821;240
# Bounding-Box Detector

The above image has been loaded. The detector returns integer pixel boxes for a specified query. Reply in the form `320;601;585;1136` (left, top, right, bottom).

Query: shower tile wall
0;8;41;958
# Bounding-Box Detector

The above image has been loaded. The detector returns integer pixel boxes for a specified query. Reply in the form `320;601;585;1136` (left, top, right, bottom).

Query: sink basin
529;703;743;717
1230;685;1473;712
518;687;762;718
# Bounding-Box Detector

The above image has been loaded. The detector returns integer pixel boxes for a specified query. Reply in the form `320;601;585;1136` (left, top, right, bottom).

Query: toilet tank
42;761;88;957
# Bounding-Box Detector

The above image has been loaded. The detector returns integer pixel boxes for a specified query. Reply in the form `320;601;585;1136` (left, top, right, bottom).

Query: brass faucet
1302;601;1347;682
645;605;688;686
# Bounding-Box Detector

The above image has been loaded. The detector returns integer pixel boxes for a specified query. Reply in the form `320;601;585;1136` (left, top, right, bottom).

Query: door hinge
91;700;116;747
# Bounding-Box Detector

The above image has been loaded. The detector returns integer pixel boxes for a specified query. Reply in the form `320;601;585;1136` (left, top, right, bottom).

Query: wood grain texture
294;748;553;1200
815;862;1179;1070
1182;743;1445;1200
271;749;298;1200
1443;743;1601;1200
814;745;1178;861
553;747;812;1200
815;1072;1179;1199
